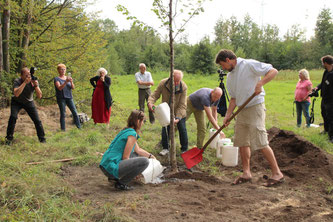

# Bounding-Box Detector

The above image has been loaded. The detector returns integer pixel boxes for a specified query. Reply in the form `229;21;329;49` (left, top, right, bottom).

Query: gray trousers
100;152;149;185
138;88;151;111
138;88;155;123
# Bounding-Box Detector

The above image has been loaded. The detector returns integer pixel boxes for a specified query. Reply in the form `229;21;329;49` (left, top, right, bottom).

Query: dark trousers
161;117;188;152
321;100;333;139
100;152;149;185
6;100;45;141
138;88;155;123
56;98;81;131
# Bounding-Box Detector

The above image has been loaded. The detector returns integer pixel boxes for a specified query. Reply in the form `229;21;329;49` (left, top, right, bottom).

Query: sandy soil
62;127;333;222
0;104;76;139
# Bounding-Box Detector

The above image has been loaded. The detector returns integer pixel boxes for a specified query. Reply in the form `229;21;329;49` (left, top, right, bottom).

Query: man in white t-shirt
215;49;284;187
135;63;155;123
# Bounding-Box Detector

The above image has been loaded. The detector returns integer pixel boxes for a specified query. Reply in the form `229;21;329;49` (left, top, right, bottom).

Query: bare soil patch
62;127;333;222
0;104;76;139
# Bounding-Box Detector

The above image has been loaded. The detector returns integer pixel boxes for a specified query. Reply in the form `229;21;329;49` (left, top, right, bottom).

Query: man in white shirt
215;49;284;187
135;63;155;123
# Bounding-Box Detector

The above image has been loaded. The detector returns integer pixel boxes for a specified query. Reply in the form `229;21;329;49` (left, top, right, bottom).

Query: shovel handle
202;93;257;151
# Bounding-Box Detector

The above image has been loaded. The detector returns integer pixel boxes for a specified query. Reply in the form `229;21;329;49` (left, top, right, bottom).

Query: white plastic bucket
222;144;239;167
154;102;170;127
216;138;232;159
216;142;223;159
141;159;165;184
209;128;220;149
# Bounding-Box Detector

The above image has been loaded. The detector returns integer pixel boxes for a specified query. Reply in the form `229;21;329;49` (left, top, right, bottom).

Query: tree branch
29;0;73;46
174;4;204;39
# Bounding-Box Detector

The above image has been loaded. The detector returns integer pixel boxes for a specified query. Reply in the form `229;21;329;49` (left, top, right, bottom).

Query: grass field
0;69;332;220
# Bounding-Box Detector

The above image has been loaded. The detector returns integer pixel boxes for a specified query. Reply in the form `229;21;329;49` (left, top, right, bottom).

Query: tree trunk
169;0;177;171
0;12;3;74
17;0;33;72
3;0;10;73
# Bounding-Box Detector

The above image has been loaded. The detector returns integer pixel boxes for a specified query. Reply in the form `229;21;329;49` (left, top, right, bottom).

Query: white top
135;71;153;89
226;58;273;107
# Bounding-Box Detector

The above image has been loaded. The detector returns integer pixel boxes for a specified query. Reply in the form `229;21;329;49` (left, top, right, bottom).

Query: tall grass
0;69;332;220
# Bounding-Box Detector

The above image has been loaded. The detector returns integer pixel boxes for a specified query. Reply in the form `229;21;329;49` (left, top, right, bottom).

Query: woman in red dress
90;68;112;124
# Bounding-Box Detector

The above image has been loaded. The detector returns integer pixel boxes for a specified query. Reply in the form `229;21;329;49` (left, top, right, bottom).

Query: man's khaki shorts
233;103;268;151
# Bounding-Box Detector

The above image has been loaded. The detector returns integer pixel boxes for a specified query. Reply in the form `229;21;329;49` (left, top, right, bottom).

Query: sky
87;0;333;44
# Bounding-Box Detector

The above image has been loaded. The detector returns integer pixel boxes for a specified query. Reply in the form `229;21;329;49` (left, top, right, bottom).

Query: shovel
181;93;257;169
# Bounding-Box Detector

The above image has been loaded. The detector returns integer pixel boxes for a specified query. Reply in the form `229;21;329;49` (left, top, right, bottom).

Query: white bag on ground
142;159;165;184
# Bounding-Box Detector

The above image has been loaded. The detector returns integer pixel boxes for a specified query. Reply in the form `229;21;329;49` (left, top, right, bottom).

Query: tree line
0;1;332;107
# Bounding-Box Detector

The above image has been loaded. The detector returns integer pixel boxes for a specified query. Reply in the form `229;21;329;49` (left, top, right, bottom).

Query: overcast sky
87;0;333;44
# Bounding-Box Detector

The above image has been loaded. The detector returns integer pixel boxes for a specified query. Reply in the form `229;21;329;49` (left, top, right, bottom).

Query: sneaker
320;131;328;135
39;138;46;143
159;149;169;156
114;181;133;191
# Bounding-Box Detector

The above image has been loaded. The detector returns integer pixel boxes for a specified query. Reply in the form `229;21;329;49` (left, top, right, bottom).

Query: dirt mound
252;127;333;187
61;127;333;222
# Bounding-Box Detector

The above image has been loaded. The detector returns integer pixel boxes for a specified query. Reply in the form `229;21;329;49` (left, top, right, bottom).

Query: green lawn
0;69;332;220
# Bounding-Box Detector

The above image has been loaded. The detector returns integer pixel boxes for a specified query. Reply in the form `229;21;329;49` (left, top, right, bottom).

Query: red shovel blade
181;147;204;169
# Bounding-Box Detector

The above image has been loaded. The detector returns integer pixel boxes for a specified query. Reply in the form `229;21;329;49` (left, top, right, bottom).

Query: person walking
215;49;284;187
294;69;312;128
135;63;155;123
90;68;112;125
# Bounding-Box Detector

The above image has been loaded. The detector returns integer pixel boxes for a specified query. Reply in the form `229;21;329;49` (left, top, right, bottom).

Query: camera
30;67;38;80
217;69;227;80
308;89;319;97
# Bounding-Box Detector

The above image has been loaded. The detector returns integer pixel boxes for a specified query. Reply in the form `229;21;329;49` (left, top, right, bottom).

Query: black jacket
90;75;113;109
317;69;333;103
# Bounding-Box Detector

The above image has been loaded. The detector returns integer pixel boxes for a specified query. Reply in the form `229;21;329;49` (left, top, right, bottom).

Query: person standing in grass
186;87;225;149
5;67;46;144
90;68;112;125
54;64;81;131
215;49;284;187
314;55;333;143
135;63;155;124
100;110;155;191
148;70;188;156
294;69;312;128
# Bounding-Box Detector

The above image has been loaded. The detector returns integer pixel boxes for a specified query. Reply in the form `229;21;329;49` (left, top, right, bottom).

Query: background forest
0;0;333;107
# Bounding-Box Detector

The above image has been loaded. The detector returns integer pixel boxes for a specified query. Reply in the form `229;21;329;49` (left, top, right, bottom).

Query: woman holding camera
99;110;155;191
294;69;312;128
54;63;81;131
90;68;112;125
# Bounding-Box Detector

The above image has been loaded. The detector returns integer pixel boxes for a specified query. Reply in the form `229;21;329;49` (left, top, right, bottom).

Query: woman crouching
100;110;155;190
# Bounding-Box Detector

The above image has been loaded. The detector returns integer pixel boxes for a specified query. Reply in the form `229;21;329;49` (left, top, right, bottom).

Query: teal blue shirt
100;128;139;178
